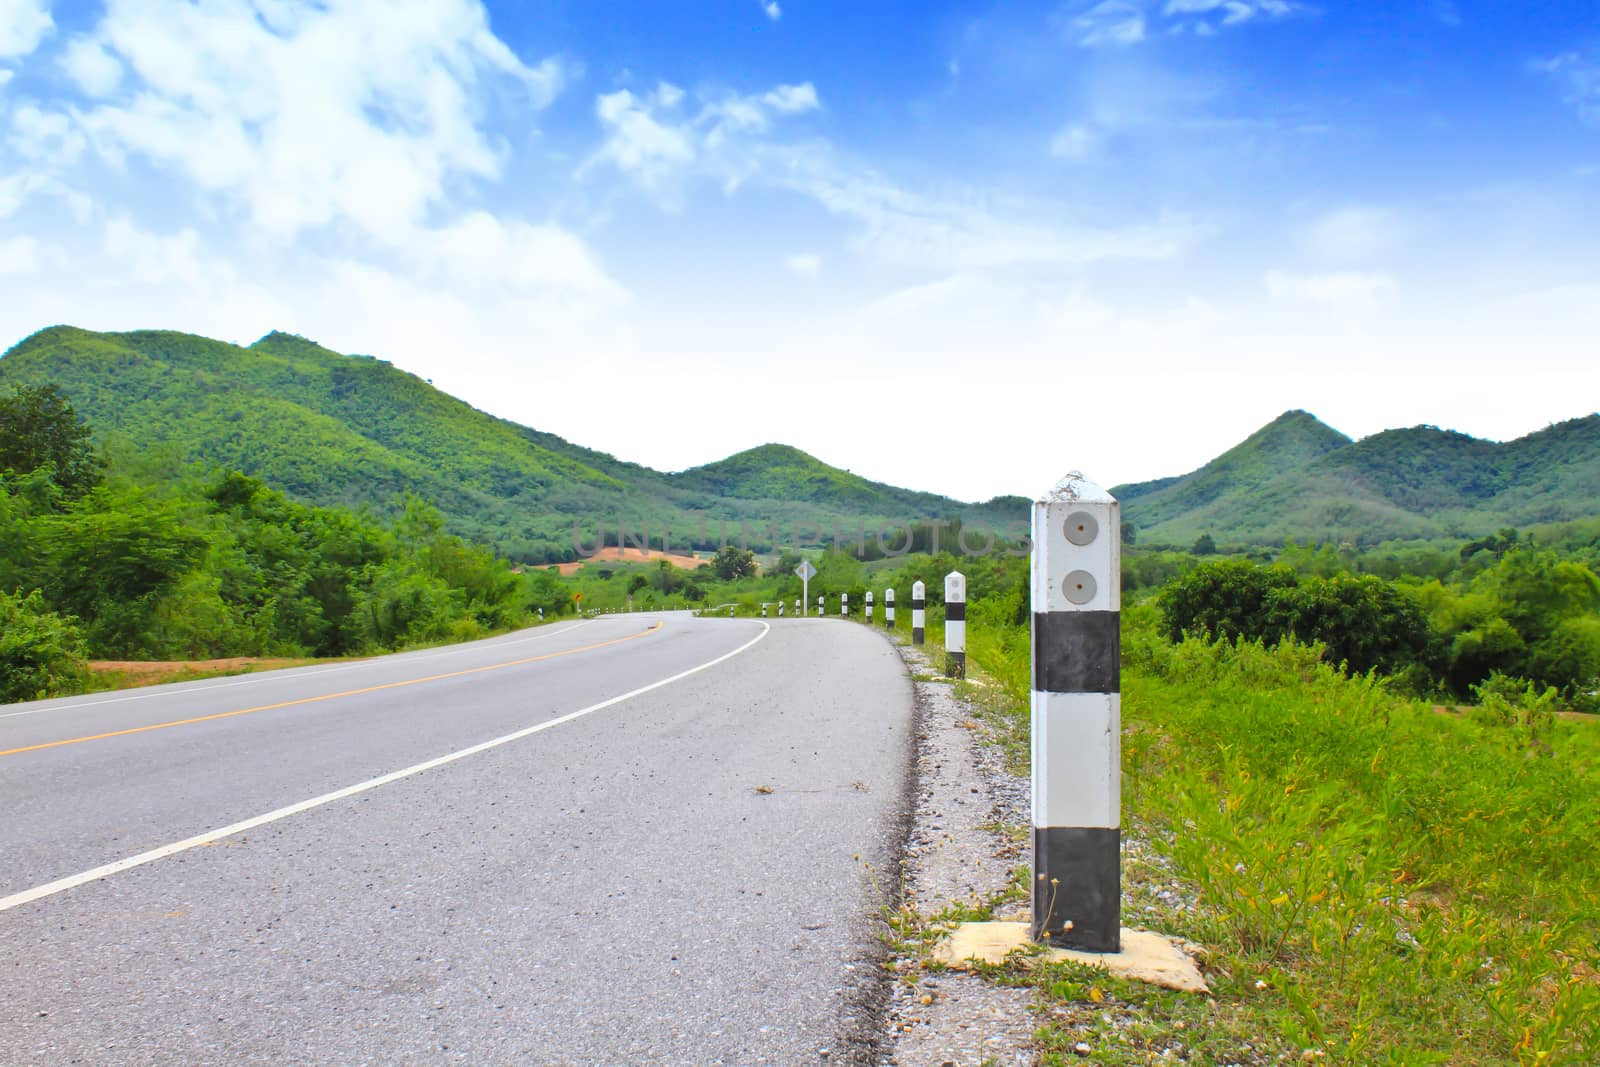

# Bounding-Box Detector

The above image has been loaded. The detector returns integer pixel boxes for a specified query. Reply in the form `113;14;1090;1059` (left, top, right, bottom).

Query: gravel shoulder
878;641;1040;1067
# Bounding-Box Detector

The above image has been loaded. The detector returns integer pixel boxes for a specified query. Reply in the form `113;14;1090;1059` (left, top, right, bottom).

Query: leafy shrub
1468;671;1559;740
1161;560;1433;683
0;589;88;702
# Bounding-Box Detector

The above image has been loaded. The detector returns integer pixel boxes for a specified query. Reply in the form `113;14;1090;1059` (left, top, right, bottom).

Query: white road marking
0;622;770;913
0;621;591;721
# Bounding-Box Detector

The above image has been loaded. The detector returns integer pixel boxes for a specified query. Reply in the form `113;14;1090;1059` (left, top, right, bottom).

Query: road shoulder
878;639;1039;1067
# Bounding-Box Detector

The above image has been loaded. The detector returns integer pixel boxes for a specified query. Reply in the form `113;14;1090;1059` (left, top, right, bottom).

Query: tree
41;487;211;655
0;384;103;501
1120;521;1137;546
711;544;757;580
1192;533;1217;555
1274;574;1431;677
1159;559;1298;643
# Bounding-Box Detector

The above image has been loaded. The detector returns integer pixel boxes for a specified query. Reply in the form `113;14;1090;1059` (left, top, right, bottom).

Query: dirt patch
88;657;318;685
1436;704;1596;724
542;546;710;576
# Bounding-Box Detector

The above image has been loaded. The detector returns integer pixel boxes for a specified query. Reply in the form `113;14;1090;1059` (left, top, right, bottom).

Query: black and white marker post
841;592;848;617
945;571;966;679
778;602;785;617
1031;473;1122;953
817;594;824;616
884;588;895;629
794;598;800;616
911;580;926;645
865;590;873;622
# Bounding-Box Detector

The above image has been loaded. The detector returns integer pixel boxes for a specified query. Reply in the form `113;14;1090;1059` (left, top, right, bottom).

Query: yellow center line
0;622;665;759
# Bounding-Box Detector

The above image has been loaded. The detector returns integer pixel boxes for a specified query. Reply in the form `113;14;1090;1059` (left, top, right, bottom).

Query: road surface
0;614;914;1065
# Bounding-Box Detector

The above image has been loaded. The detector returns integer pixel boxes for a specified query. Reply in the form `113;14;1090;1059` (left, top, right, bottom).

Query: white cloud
590;85;696;189
0;233;37;273
1065;0;1305;46
8;102;85;164
0;169;88;221
785;252;821;276
584;79;818;198
103;216;208;286
60;37;122;97
1049;123;1099;160
1302;204;1402;261
762;82;819;113
1535;51;1600;125
69;0;572;242
0;69;12;87
1067;1;1146;47
761;1;782;21
0;0;52;59
423;211;628;303
778;159;1200;269
1164;0;1297;26
1265;269;1394;310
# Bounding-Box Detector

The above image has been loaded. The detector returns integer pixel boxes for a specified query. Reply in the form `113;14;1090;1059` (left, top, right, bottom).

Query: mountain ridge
1114;410;1600;546
4;326;1597;554
0;326;1006;560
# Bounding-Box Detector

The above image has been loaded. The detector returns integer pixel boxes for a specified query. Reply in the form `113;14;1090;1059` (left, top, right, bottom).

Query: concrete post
1030;473;1121;953
794;598;800;616
866;590;874;622
778;602;785;617
841;592;848;617
885;588;895;628
817;594;824;616
538;608;543;621
945;571;966;679
911;580;926;645
761;604;768;618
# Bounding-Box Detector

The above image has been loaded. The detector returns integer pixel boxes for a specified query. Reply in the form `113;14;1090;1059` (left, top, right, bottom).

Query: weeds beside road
926;607;1599;1065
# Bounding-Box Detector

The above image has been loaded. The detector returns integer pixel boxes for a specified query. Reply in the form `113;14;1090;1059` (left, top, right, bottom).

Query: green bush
1161;559;1438;687
0;589;88;702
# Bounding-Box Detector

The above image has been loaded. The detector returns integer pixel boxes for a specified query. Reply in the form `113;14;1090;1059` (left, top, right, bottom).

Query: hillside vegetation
1116;409;1600;547
6;329;1597;557
0;327;1009;561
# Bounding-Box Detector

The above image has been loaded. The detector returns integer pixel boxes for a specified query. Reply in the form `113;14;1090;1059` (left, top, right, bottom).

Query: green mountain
1116;410;1600;547
0;326;1008;561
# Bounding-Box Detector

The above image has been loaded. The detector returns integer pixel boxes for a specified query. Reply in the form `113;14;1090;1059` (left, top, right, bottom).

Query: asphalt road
0;613;914;1066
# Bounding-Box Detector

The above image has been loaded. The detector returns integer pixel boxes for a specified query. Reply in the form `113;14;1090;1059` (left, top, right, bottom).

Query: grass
958;608;1599;1066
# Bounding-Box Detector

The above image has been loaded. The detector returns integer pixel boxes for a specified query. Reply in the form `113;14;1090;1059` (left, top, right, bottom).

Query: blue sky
1;1;1597;502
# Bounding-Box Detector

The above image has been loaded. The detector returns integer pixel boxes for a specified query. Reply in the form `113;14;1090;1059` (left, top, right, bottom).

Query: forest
0;385;568;702
3;380;1599;714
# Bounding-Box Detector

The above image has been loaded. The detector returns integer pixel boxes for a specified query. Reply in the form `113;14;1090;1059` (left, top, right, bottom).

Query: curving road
0;614;913;1066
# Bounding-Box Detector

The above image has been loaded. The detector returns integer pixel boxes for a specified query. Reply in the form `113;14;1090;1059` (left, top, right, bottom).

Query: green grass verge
961;612;1598;1065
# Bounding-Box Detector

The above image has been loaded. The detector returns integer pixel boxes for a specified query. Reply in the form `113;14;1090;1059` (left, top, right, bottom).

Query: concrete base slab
932;921;1209;995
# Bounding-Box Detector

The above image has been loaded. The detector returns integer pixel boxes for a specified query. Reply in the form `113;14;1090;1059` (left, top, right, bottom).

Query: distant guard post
911;581;926;644
944;571;966;679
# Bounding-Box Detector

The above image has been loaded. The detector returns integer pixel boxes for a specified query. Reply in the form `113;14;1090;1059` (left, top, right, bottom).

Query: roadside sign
795;560;816;615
